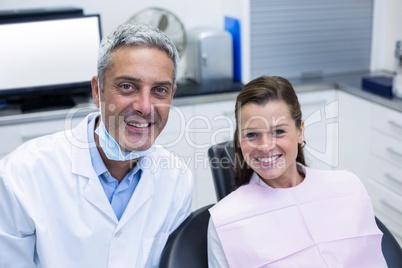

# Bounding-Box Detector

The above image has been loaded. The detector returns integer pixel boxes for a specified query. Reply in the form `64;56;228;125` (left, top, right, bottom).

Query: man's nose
133;90;152;116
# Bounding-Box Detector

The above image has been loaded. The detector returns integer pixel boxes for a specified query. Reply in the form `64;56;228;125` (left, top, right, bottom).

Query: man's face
92;46;176;152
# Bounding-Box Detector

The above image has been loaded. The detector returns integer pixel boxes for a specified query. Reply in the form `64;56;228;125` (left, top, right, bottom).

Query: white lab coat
0;113;193;268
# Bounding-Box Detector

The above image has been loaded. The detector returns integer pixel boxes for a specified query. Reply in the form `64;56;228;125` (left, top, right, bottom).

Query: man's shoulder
0;131;74;189
10;130;68;156
1;114;92;166
1;131;69;168
146;145;190;170
140;146;193;185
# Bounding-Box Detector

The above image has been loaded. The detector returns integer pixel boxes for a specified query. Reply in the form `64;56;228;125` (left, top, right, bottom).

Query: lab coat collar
67;113;156;225
67;113;117;222
68;112;99;179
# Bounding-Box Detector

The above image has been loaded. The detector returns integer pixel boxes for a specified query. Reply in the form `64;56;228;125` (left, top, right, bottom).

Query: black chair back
375;217;402;267
159;204;213;268
207;140;237;201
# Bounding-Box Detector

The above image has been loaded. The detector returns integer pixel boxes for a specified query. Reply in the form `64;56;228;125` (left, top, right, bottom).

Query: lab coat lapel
68;114;118;223
118;158;155;227
81;174;117;223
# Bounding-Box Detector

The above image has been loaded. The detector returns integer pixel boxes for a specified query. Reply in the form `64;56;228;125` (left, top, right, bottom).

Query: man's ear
91;76;100;108
171;84;177;98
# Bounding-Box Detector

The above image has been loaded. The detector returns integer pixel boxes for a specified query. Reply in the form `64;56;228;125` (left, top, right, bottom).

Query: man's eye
121;84;133;91
155;87;168;94
153;87;170;97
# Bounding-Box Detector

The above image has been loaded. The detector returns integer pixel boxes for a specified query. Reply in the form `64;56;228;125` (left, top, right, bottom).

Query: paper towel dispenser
185;28;233;84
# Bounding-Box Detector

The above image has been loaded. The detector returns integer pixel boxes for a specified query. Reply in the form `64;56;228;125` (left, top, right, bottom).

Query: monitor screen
0;15;101;99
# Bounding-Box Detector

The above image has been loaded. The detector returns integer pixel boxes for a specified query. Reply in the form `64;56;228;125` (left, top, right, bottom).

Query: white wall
0;0;224;36
1;0;401;73
371;0;402;72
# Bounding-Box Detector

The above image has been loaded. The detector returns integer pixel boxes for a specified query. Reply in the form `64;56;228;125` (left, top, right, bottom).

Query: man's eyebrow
114;76;141;83
154;81;173;87
114;76;172;87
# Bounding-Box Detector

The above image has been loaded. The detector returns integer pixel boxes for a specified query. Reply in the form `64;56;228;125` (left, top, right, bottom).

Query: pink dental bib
209;167;385;268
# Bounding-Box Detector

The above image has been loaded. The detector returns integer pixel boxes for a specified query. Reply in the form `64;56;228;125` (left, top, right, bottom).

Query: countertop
173;72;402;112
286;71;402;113
0;71;401;126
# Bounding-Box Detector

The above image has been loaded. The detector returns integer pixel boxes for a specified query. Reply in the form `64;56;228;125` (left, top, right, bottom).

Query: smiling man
0;23;193;268
93;37;178;180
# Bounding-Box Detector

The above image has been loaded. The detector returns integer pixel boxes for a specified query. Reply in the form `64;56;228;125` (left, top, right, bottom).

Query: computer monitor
0;13;101;109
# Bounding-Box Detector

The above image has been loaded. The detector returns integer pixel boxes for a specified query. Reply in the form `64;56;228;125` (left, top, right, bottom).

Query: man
0;23;193;267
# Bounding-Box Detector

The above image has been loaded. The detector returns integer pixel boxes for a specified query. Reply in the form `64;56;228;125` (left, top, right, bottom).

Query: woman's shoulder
212;182;259;208
304;166;367;195
209;181;276;227
305;166;360;182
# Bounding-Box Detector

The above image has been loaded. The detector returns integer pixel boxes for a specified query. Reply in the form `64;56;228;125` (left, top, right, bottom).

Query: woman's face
239;100;304;188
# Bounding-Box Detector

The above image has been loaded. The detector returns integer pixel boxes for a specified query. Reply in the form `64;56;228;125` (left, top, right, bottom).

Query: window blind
249;0;373;80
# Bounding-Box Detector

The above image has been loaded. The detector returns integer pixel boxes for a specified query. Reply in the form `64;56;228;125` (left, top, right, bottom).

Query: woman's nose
257;136;276;152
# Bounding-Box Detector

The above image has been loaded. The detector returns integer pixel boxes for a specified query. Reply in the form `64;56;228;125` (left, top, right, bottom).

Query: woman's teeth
257;155;280;163
127;122;150;128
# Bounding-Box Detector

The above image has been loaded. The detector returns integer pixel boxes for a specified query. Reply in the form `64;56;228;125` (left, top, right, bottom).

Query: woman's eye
273;129;285;136
245;133;257;139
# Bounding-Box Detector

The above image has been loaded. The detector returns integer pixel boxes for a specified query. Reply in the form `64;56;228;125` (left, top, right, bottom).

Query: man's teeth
257;155;280;163
127;122;150;128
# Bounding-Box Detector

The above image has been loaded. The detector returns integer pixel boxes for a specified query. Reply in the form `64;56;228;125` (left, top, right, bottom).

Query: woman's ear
298;120;305;144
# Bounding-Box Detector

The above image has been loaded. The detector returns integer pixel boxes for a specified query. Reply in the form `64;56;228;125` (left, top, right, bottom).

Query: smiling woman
239;100;304;188
207;76;387;268
232;76;306;187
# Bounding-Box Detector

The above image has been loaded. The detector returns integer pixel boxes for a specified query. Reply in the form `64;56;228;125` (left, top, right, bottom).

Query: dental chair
159;204;213;268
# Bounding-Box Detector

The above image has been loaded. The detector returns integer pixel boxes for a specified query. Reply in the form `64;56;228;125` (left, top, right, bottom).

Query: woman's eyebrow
272;123;289;128
242;123;289;131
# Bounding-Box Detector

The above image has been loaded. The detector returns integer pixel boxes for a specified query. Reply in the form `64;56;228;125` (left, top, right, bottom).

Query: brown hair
233;76;306;186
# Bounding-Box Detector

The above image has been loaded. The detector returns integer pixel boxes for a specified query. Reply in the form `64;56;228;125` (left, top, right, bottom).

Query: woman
207;76;385;267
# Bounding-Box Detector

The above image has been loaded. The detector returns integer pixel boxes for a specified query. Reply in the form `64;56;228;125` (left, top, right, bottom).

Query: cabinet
337;91;402;246
366;103;402;245
337;91;371;178
298;89;338;170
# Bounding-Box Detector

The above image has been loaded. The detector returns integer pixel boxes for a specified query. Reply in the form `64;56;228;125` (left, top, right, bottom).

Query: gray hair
97;23;179;90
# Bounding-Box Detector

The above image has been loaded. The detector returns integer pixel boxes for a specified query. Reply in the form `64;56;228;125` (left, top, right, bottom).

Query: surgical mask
95;120;155;161
94;83;155;161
